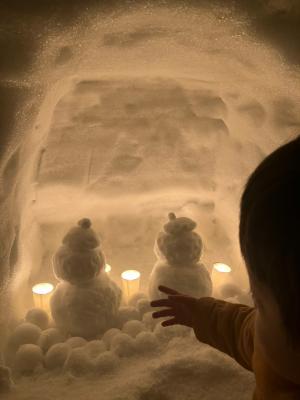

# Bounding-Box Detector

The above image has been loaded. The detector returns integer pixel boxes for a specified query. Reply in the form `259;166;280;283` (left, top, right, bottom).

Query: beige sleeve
192;297;255;371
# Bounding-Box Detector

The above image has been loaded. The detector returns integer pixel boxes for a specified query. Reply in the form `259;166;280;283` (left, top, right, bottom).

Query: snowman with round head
50;218;122;339
148;213;212;300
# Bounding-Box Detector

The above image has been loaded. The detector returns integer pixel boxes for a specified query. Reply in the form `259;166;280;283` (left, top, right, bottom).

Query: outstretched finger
158;285;180;296
152;308;175;319
169;294;197;307
150;298;172;308
161;318;178;327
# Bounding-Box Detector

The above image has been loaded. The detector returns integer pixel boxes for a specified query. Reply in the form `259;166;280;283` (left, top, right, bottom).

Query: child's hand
150;285;199;328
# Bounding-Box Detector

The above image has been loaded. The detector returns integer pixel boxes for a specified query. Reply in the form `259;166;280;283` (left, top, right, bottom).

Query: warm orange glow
32;283;54;295
105;264;112;273
121;270;141;303
213;263;232;273
32;283;54;313
121;270;140;281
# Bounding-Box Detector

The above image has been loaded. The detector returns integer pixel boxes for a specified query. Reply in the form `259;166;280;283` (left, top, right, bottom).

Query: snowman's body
51;272;121;339
148;213;212;300
50;219;121;339
148;260;212;300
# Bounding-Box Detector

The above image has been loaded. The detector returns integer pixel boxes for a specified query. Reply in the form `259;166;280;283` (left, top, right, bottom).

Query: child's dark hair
239;136;300;346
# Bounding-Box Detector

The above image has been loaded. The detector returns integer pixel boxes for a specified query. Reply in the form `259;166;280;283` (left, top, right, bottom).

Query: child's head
239;136;300;347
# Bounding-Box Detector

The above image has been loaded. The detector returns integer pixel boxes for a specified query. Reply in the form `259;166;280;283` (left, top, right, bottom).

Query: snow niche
50;218;122;339
148;213;212;301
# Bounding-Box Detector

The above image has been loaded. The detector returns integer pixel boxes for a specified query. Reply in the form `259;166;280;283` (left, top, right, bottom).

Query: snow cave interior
1;1;300;399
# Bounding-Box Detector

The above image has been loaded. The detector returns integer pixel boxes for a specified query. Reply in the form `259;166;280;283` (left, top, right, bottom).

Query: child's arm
151;286;255;371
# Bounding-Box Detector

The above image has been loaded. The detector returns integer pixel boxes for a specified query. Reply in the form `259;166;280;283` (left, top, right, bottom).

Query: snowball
84;340;106;358
0;366;13;392
154;324;191;342
9;322;42;350
128;292;147;307
102;328;121;349
94;351;119;374
136;298;152;316
110;333;136;357
142;312;160;331
122;320;145;338
14;344;43;374
25;308;49;330
219;283;243;299
64;348;93;376
135;332;159;353
45;343;71;370
66;336;87;348
38;328;64;353
116;306;140;328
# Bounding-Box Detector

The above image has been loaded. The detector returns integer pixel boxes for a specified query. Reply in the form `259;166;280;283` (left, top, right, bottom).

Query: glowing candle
32;283;54;313
105;264;112;273
121;270;141;303
211;263;232;297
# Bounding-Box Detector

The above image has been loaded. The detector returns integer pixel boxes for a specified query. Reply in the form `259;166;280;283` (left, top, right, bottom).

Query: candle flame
105;264;112;273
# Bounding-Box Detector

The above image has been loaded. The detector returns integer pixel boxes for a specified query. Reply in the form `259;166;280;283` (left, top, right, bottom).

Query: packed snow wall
1;0;300;357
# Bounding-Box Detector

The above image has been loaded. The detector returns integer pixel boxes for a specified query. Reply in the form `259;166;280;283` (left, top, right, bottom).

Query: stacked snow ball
25;308;49;330
136;298;152;317
9;323;42;352
93;351;119;374
102;328;121;349
142;311;160;331
110;333;136;357
66;336;87;349
135;331;159;353
128;292;147;307
14;344;43;375
45;343;71;370
116;306;141;327
154;324;191;343
38;328;64;353
122;320;146;338
84;340;106;359
64;347;93;376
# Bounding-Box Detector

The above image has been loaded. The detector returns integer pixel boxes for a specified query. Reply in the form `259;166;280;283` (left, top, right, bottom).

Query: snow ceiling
1;0;300;340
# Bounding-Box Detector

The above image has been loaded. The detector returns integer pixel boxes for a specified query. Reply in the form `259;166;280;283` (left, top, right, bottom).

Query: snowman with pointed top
148;213;212;300
50;218;122;339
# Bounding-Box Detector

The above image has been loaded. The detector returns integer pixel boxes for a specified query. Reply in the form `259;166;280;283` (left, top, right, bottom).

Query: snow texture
25;309;49;331
50;274;122;338
66;337;87;349
64;347;93;376
135;331;159;353
45;343;71;370
9;323;42;350
122;320;146;338
149;261;213;301
38;328;64;353
116;307;141;328
110;333;136;357
102;328;122;349
84;340;106;358
14;344;43;375
93;351;119;374
1;2;300;399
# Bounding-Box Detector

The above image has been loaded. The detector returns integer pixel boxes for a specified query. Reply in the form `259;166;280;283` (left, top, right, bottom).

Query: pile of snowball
4;293;192;378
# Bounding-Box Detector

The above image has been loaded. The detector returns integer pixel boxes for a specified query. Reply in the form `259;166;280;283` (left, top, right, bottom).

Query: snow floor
6;334;254;400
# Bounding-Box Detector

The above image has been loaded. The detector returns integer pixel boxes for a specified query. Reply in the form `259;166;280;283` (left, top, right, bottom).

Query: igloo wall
1;1;300;397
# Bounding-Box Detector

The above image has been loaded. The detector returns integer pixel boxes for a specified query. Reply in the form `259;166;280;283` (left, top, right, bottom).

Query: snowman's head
53;218;105;285
155;213;203;266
